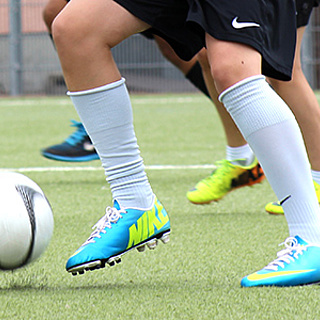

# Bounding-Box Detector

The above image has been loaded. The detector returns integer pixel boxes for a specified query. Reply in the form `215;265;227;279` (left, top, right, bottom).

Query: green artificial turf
0;94;319;320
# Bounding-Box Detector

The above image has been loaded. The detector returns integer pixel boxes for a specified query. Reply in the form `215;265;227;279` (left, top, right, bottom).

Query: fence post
9;0;23;96
301;16;315;89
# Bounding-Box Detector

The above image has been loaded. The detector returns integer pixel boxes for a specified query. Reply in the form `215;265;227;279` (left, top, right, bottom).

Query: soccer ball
0;172;54;270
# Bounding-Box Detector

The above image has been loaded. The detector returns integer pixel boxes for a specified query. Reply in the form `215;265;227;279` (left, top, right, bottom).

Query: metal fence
1;0;320;96
307;9;320;89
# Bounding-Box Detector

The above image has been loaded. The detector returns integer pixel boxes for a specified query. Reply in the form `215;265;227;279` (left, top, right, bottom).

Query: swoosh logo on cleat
232;17;260;29
247;269;315;281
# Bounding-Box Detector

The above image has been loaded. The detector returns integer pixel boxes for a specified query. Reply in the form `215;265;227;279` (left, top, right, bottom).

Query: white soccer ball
0;172;54;270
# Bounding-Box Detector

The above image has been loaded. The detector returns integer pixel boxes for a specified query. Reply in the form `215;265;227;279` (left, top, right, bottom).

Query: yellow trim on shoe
265;181;320;215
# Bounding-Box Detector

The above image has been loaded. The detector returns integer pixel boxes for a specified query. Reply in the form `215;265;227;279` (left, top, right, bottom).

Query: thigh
57;0;150;48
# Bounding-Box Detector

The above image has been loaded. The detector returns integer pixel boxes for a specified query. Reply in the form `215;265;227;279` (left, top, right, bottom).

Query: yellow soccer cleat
265;181;320;215
187;158;265;204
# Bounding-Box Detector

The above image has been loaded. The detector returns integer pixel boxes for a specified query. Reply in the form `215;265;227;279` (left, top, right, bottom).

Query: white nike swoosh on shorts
232;17;260;29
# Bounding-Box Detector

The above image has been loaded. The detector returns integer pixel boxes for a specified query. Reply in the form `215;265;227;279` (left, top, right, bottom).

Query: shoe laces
84;206;127;245
65;120;88;146
264;237;307;271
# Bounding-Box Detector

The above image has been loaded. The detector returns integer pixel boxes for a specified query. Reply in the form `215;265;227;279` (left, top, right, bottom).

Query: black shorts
114;0;203;62
140;29;155;39
296;0;320;27
114;0;296;81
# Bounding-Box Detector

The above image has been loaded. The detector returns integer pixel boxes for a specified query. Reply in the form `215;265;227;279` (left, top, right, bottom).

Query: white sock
68;78;154;209
311;170;320;187
220;75;320;244
226;144;255;166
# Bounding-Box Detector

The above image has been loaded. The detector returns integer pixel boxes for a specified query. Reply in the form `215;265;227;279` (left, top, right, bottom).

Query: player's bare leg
268;27;320;172
265;26;320;214
52;1;170;275
205;36;320;286
186;47;264;205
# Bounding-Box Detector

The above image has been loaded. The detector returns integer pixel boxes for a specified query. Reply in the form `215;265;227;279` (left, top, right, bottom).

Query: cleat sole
68;260;102;275
67;229;170;275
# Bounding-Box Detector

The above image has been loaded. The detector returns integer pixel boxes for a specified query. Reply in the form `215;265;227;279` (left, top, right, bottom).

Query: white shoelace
264;237;307;271
83;206;126;245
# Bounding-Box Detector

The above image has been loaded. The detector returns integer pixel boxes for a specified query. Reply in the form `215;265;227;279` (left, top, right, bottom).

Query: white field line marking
0;164;215;173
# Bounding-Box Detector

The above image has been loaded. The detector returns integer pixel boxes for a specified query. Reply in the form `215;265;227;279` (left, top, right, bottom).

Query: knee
43;5;58;32
51;14;67;49
206;39;262;93
42;0;67;32
51;12;82;52
199;48;243;93
209;58;239;93
42;5;54;31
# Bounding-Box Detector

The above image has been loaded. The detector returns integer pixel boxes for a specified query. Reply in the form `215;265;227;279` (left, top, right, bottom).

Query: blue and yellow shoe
66;196;170;275
241;236;320;287
265;181;320;215
41;120;99;162
187;158;264;204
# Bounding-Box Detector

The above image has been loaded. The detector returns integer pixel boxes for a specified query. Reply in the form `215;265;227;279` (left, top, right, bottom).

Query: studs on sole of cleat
71;270;86;276
137;245;146;252
160;232;170;244
115;257;122;264
137;231;170;252
68;231;171;275
107;256;122;267
146;239;158;250
68;260;102;275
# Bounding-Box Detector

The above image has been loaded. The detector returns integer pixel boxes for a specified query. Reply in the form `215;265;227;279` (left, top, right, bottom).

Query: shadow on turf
0;270;49;291
0;281;175;292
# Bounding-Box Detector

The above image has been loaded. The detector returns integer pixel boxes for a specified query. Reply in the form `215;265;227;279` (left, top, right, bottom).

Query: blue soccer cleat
241;236;320;287
41;120;100;162
66;196;171;275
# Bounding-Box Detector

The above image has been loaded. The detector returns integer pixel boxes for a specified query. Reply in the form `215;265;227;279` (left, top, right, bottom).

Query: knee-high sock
68;78;154;209
220;75;320;244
